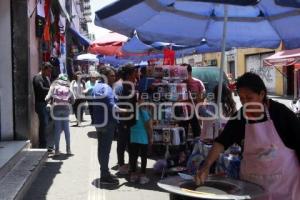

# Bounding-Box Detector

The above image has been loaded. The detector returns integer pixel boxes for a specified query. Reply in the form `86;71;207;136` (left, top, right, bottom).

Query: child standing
129;98;153;184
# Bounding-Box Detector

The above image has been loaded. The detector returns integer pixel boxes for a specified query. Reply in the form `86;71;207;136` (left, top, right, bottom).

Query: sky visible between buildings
88;0;117;39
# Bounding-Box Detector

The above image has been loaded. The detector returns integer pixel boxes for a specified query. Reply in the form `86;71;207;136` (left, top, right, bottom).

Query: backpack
52;84;70;104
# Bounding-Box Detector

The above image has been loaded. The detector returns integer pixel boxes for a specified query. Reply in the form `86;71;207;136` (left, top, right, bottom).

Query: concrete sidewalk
24;115;170;200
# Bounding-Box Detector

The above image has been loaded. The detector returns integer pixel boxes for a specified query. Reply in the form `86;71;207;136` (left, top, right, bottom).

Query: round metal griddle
157;176;264;199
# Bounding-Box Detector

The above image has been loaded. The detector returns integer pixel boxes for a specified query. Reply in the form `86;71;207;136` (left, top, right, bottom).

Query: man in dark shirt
32;62;52;148
114;64;137;174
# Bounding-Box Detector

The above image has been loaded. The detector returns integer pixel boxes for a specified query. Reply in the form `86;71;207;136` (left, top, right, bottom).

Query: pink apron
240;108;300;200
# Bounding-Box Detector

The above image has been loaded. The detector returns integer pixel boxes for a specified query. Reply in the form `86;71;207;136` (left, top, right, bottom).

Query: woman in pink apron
196;72;300;199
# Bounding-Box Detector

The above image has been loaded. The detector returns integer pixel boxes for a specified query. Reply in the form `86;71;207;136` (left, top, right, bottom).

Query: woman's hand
194;142;225;185
194;164;210;185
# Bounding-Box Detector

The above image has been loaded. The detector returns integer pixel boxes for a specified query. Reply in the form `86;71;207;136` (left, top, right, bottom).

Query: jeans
46;119;55;148
117;124;130;166
53;106;71;151
96;122;117;177
35;102;50;148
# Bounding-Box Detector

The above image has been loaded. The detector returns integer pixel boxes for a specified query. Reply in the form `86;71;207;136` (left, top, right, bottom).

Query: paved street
24;114;170;200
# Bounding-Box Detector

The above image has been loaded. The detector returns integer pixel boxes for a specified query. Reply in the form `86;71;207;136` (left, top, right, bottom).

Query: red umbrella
88;32;128;56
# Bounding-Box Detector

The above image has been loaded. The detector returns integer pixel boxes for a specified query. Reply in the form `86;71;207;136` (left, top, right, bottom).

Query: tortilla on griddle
195;186;227;195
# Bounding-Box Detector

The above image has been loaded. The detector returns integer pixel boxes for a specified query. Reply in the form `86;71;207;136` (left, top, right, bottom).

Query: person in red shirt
179;64;206;138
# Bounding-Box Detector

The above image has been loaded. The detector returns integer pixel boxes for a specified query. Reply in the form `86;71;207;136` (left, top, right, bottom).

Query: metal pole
216;4;228;132
294;69;298;99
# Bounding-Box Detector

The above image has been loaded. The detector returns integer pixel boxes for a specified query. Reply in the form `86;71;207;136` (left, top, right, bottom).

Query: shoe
66;149;72;155
118;164;129;175
139;176;150;184
47;147;54;154
129;174;139;183
54;150;61;156
109;173;118;179
100;175;119;185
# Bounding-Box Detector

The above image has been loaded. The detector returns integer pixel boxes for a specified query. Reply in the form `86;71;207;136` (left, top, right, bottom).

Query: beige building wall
180;46;285;95
202;52;222;67
176;54;203;66
236;48;275;75
236;48;284;95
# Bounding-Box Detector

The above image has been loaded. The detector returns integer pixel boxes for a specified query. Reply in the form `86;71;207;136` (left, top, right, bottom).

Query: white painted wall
0;0;14;140
246;53;276;93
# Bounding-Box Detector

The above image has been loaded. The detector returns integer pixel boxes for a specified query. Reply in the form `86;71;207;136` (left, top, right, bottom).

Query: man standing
32;62;52;148
180;64;206;138
114;64;137;175
92;67;127;185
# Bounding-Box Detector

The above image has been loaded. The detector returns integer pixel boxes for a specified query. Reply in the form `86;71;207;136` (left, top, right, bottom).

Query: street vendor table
187;140;241;179
158;175;264;200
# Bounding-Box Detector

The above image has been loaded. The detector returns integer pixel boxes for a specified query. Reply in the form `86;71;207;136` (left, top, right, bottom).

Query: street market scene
0;0;300;200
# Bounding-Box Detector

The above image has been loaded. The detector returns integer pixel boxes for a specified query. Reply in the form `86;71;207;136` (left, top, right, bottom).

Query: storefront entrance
286;65;295;96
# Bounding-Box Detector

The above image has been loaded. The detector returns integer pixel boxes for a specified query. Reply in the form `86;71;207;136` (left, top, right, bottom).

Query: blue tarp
69;27;91;47
95;0;300;50
122;35;190;54
275;0;300;8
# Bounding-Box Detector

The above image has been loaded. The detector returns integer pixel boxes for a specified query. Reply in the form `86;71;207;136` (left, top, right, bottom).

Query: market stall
264;48;300;99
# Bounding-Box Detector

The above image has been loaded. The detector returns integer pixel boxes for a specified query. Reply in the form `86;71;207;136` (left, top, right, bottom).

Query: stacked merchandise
144;65;189;147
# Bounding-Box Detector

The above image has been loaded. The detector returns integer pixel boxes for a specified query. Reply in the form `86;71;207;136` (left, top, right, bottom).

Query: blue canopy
122;34;226;55
98;53;166;67
69;27;91;47
122;35;154;54
275;0;300;8
122;34;191;54
95;0;300;49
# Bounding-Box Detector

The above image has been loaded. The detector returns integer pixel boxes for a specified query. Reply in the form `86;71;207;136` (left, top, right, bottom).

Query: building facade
0;0;14;140
178;47;286;96
0;0;91;146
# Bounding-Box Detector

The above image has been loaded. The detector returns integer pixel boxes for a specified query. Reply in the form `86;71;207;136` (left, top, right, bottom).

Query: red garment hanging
163;48;175;65
43;0;51;42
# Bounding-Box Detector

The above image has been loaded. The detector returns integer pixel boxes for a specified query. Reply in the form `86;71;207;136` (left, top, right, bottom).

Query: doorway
286;65;295;96
228;61;235;79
